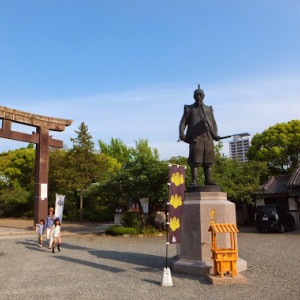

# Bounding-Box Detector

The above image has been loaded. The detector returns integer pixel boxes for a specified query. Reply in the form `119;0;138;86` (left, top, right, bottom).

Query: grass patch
105;226;137;236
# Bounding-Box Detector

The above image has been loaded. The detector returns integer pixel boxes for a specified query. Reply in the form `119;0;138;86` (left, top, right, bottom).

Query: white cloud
210;75;300;137
1;75;299;159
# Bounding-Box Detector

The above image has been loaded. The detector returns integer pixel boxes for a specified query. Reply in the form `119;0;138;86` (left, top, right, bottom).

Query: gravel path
0;229;299;300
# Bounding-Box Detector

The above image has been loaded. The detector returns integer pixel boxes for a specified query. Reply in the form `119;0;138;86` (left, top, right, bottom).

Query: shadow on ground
15;239;207;284
53;255;126;273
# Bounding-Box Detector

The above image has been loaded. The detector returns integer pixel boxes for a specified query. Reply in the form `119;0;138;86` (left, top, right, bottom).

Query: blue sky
0;1;299;159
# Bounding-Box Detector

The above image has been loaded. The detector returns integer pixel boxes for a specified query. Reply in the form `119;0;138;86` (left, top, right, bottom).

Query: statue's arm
179;105;189;141
210;107;220;141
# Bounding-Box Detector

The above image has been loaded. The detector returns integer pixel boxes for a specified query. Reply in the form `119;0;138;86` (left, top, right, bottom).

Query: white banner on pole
55;194;66;223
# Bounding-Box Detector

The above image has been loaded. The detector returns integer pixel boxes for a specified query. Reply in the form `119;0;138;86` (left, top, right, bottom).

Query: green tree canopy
99;137;133;166
70;121;95;153
48;122;121;218
67;122;102;192
93;139;169;225
248;120;300;174
212;156;268;204
0;145;35;189
0;145;35;216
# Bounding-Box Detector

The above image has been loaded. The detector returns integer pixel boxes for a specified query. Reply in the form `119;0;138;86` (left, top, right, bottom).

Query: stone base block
171;190;248;278
171;256;247;276
206;274;248;285
236;258;248;273
171;256;212;276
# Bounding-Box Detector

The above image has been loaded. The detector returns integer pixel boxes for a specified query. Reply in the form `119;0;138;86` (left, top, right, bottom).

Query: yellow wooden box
208;223;239;278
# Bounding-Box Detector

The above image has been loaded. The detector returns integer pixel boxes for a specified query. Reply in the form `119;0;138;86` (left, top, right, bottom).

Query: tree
99;138;132;166
70;122;95;153
212;156;268;204
0;145;35;189
96;139;169;226
212;142;268;204
126;139;168;216
0;145;35;216
48;122;121;219
248;120;300;174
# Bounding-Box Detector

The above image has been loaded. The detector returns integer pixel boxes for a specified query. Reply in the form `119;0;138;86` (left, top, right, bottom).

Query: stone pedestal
171;190;247;276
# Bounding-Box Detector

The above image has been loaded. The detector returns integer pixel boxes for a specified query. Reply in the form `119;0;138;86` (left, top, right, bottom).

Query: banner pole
161;198;173;287
165;201;170;269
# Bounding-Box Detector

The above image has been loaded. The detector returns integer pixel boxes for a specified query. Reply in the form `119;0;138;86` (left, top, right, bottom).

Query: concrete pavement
1;227;299;299
0;218;111;238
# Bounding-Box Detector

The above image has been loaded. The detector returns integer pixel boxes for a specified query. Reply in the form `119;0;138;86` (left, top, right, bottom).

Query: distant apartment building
229;133;251;162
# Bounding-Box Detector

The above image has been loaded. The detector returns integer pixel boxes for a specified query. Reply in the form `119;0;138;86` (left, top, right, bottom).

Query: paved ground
0;219;299;300
0;218;111;237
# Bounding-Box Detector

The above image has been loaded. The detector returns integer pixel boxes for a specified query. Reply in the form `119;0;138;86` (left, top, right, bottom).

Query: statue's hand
179;133;186;142
214;136;221;141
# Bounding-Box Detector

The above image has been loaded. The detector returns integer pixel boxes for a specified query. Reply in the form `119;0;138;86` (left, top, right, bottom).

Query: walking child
50;218;61;253
35;219;45;247
45;207;55;249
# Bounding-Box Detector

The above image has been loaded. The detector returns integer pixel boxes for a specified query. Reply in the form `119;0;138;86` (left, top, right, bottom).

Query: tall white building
229;133;251;162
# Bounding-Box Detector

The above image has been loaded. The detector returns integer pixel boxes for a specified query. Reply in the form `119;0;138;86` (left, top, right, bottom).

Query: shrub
23;211;34;218
0;187;30;217
141;226;157;235
105;225;136;236
65;211;79;221
82;206;114;222
121;212;141;232
96;206;114;222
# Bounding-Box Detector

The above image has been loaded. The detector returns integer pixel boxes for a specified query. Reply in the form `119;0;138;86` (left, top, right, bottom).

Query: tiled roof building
256;166;300;228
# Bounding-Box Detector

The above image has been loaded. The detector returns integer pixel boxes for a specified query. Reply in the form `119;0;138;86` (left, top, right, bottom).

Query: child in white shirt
50;218;61;253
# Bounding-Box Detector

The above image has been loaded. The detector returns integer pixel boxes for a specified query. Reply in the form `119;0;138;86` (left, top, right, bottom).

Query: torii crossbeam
0;106;73;223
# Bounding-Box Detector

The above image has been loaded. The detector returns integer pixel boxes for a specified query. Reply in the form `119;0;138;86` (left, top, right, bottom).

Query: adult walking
45;207;55;249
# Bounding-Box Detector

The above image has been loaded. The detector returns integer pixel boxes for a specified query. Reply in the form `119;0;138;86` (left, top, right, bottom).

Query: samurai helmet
194;84;205;96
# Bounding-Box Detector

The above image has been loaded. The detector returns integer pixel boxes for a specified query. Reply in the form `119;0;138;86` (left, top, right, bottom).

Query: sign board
41;184;48;200
140;198;149;213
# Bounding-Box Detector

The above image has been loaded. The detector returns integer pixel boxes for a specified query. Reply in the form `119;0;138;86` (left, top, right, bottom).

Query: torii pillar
0;106;73;224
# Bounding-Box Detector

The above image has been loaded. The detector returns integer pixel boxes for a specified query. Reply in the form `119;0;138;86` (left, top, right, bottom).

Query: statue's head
194;84;205;104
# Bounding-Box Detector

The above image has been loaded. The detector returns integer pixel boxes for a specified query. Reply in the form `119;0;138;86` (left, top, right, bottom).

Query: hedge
105;226;137;236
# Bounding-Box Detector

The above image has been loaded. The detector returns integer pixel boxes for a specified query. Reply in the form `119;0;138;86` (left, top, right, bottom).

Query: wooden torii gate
0;106;73;223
